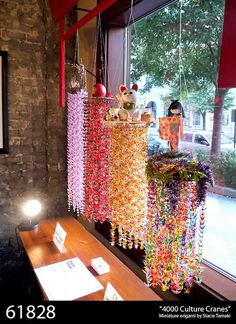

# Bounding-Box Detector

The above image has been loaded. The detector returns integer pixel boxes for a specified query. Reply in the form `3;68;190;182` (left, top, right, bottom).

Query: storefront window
129;0;236;282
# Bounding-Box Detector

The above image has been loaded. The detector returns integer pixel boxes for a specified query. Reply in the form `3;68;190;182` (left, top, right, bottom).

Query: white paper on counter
34;257;104;300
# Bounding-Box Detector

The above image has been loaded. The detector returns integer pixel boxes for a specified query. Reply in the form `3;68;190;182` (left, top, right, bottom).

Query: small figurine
118;84;141;121
118;108;131;121
159;100;185;153
141;108;155;123
167;100;185;118
103;108;120;121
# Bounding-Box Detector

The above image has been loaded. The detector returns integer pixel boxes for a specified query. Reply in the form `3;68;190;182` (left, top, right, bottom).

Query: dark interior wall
0;0;74;246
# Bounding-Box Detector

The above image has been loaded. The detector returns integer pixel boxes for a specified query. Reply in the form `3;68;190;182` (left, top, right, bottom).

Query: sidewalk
204;192;236;280
208;184;236;199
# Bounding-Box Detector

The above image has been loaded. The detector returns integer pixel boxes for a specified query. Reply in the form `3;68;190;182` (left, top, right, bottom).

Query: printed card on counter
53;222;67;253
104;282;123;301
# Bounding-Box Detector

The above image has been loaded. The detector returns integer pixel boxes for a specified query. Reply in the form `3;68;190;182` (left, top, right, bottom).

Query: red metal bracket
48;0;118;107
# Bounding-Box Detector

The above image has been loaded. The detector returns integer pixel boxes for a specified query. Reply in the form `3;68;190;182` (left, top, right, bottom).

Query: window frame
101;0;236;301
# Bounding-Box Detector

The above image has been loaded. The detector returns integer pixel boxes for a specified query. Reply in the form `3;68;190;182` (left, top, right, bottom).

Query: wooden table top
19;215;161;301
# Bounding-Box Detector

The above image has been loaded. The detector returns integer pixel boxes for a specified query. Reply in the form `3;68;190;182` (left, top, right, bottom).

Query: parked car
180;131;234;153
148;136;168;155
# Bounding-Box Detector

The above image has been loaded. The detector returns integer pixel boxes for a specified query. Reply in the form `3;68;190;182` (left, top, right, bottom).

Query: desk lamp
18;199;42;231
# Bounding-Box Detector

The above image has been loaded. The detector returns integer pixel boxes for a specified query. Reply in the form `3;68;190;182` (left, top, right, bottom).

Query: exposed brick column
0;0;76;246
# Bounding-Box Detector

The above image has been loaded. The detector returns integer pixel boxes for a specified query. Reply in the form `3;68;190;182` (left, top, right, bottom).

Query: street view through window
130;0;236;281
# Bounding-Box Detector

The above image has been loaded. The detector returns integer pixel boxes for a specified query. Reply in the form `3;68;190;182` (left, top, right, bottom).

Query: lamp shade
19;199;42;231
22;200;42;217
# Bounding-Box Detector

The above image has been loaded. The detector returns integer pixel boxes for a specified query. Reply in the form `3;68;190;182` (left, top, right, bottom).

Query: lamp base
18;219;39;231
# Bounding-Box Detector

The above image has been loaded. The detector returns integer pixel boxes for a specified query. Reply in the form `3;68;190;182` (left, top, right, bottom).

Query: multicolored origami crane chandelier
67;83;213;294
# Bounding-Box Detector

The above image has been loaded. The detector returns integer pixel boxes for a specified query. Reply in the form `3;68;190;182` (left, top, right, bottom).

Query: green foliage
160;86;234;120
131;0;230;155
131;0;224;89
147;151;209;184
130;0;226;116
195;150;236;189
147;151;213;210
189;88;234;114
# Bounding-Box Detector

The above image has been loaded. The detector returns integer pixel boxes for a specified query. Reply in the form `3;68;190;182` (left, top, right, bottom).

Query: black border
0;50;9;154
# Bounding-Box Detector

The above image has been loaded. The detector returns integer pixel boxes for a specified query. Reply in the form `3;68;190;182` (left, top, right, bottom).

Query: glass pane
130;0;236;281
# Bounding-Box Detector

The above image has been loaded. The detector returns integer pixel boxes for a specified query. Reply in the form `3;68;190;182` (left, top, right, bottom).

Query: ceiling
48;0;175;26
102;0;176;26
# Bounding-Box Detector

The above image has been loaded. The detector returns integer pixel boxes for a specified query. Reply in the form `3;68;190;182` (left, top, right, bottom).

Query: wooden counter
19;215;161;301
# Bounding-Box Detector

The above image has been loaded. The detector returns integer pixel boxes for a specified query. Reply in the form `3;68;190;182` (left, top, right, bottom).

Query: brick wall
0;0;75;246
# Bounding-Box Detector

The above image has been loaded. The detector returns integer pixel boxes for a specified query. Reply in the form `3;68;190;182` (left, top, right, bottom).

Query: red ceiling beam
48;0;118;107
64;0;118;40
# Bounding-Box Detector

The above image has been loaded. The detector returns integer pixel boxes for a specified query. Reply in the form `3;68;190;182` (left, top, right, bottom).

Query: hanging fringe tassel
67;90;87;215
